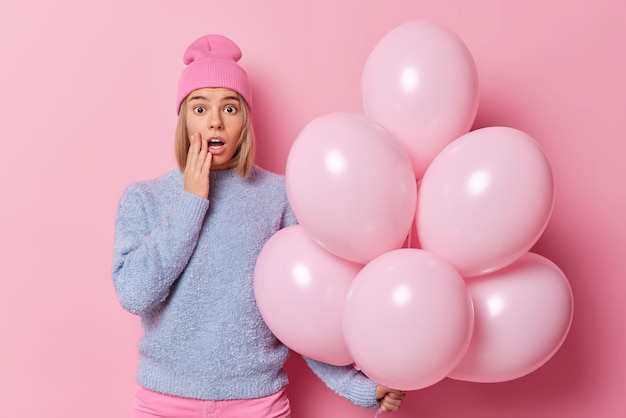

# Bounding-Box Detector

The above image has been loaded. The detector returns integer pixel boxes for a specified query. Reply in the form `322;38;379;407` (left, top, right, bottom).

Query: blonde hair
175;94;255;178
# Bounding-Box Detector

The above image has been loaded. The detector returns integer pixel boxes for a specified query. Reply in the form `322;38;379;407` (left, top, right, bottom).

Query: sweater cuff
303;357;380;409
347;376;379;409
174;191;210;230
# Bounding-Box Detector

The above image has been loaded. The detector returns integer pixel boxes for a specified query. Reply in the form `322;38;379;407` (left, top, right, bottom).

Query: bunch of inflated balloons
254;20;573;391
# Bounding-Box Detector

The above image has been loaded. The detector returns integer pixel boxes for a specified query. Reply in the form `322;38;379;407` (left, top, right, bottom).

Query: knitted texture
176;34;252;114
112;167;378;407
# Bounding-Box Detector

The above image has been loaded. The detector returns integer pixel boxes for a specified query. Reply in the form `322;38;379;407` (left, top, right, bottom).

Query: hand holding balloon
375;385;407;413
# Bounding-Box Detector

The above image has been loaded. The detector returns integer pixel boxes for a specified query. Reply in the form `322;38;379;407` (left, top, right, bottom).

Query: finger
190;132;201;151
386;391;407;400
380;394;403;412
186;133;200;168
195;133;209;170
190;132;209;172
380;402;399;413
189;133;211;173
202;151;212;177
380;403;395;413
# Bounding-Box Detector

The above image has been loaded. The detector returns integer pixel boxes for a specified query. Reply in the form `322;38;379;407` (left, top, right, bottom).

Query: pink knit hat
176;34;252;114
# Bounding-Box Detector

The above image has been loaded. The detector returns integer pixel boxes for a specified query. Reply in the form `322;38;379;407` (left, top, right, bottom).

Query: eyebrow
188;94;240;102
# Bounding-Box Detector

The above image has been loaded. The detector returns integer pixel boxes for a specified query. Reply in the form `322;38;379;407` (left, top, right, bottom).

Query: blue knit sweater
112;166;378;407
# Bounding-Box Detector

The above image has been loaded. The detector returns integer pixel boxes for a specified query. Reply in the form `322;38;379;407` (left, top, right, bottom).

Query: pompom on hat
176;34;252;114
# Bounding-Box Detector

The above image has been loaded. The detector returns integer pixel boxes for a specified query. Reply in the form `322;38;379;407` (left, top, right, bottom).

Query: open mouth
209;139;225;149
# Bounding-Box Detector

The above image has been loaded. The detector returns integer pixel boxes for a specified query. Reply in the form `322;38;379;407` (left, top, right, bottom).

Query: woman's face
185;88;244;171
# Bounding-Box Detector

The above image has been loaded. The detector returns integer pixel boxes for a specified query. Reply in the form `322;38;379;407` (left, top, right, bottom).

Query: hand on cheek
184;133;212;199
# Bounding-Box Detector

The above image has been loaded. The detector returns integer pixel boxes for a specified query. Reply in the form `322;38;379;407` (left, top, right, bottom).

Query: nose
209;112;223;130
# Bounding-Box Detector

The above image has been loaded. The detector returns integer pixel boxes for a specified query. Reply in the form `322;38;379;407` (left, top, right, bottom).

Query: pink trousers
131;385;291;418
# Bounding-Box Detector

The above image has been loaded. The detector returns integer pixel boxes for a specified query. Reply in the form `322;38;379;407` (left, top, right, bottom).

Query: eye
224;105;238;114
193;106;205;114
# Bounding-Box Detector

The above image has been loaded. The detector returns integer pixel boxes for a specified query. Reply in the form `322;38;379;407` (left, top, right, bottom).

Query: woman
112;34;405;417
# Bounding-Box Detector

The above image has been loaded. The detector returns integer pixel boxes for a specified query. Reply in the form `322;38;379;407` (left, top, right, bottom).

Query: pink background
1;0;624;417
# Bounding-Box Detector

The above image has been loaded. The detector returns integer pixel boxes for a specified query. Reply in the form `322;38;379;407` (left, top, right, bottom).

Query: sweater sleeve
112;186;209;315
303;356;379;409
282;203;298;228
